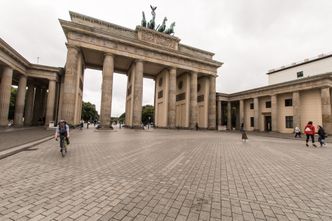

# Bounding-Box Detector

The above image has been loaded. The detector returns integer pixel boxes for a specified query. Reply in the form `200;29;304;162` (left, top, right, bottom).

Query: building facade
0;38;63;127
217;53;332;134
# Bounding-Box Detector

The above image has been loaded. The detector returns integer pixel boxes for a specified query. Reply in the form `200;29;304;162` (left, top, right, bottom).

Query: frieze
68;32;218;74
137;26;179;50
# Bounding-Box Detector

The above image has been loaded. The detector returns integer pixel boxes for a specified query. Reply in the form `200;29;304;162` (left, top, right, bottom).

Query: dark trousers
306;134;315;143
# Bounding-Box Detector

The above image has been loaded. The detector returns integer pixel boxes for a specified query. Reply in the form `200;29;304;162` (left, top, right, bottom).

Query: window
297;71;303;78
285;99;293;107
285;116;293;128
250;117;254;127
265;101;271;108
250;103;254;109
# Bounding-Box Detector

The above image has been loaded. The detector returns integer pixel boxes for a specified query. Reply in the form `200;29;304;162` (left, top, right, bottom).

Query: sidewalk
0;127;55;152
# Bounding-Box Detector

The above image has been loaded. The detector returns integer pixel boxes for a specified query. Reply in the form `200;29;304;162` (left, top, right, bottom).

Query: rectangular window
285;99;293;107
297;71;303;78
265;101;271;108
250;103;254;109
250;117;254;127
285;116;293;128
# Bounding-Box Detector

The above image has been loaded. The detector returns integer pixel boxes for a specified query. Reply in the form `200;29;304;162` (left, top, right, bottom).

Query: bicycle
56;134;67;157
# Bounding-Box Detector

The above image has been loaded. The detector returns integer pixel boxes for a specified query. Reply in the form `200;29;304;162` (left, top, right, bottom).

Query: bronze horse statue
157;17;167;32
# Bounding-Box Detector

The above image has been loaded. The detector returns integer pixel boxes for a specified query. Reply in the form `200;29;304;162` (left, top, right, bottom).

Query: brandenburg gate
59;11;222;129
0;11;222;129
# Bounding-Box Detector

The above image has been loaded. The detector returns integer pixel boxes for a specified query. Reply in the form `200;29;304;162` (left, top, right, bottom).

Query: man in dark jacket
318;125;326;147
304;121;317;147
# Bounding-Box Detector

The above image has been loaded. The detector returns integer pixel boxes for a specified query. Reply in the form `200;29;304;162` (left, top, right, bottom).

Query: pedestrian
294;126;301;138
317;125;327;147
304;121;317;147
241;129;248;142
195;122;199;131
87;121;90;129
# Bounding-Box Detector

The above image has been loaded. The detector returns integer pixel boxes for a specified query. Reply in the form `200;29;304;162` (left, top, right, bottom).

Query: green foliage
9;87;17;120
118;113;125;124
142;105;154;125
118;105;154;125
81;101;99;122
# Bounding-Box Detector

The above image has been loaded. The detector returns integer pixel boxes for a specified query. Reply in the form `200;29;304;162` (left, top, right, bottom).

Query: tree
81;101;99;122
142;105;154;125
118;105;154;125
8;87;17;120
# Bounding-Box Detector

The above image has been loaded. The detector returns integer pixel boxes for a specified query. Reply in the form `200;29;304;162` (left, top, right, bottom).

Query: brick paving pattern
0;129;331;220
0;127;54;152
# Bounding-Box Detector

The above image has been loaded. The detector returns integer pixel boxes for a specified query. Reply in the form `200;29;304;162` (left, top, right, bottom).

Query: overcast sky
1;0;332;116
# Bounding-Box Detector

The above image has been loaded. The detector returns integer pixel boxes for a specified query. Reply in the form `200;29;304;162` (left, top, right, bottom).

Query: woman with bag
304;121;317;147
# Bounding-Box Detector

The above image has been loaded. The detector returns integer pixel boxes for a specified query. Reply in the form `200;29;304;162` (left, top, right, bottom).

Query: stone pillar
14;75;27;126
168;67;176;128
208;76;216;129
132;60;143;128
45;80;56;126
24;82;35;126
100;54;114;128
33;87;43;125
217;101;222;126
227;101;231;130
321;87;332;133
239;99;244;126
253;97;259;131
0;67;13;126
271;95;278;132
189;72;198;129
292;91;301;129
61;44;79;125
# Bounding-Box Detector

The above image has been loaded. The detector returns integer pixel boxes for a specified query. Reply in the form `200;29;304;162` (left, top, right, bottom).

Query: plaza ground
0;129;332;221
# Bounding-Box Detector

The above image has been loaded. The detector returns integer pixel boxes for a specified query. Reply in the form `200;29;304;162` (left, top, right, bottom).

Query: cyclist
54;120;70;151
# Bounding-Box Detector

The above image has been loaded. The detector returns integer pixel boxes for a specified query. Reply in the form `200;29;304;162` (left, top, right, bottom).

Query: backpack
58;125;67;135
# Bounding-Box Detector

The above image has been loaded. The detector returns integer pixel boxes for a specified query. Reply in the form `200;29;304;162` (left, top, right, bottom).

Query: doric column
227;101;231;130
189;72;198;129
321;87;332;133
33;87;43;125
168;67;176;128
292;91;301;129
0;67;13;126
24;82;35;126
271;95;278;132
239;99;244;126
61;44;79;125
45;80;56;126
100;54;114;128
132;60;143;128
253;97;259;131
208;76;216;129
14;75;27;126
217;101;222;126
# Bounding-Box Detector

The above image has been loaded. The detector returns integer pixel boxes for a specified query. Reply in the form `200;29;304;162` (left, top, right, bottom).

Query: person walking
240;123;248;142
304;121;317;147
317;125;327;147
294;126;301;138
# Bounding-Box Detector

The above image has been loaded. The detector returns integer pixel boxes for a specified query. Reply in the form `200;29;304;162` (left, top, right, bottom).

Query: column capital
104;52;114;58
65;43;79;50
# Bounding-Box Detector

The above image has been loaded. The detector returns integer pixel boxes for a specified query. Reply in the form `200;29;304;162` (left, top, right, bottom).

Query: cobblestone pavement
0;127;54;152
0;129;332;221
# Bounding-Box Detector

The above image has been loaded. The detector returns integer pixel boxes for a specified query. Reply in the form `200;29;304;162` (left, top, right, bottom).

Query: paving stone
0;129;331;220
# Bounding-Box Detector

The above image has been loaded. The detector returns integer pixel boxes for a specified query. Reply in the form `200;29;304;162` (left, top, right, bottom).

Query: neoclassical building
0;38;63;127
1;11;331;134
217;53;332;134
0;11;222;129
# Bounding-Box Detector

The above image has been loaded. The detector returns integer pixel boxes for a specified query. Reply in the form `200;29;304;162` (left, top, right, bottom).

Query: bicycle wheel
60;137;66;157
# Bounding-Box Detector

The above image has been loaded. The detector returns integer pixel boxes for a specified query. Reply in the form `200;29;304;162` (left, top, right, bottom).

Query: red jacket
304;124;315;135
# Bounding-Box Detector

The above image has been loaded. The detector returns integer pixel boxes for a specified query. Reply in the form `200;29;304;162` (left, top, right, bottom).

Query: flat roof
266;52;332;75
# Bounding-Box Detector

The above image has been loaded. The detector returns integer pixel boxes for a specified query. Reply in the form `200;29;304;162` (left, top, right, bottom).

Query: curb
0;136;53;160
